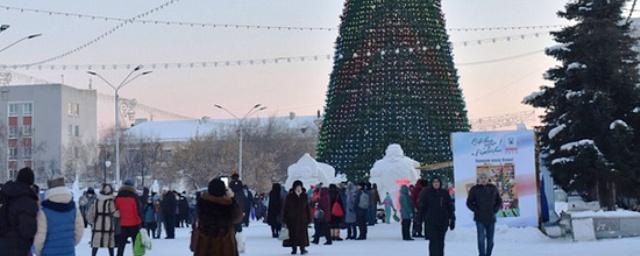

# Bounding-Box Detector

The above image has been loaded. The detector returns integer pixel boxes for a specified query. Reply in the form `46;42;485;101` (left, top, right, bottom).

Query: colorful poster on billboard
452;130;538;227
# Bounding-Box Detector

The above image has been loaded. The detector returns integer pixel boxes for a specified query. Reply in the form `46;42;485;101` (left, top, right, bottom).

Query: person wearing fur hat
33;176;85;256
86;184;118;256
114;179;142;256
191;178;243;256
283;180;311;255
0;167;39;255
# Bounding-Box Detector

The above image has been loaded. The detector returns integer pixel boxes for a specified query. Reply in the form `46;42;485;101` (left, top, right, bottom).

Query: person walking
242;185;253;227
419;177;455;256
80;187;97;228
34;176;84;256
161;190;177;239
229;173;246;233
328;184;344;241
343;183;358;239
0;167;39;256
399;185;414;241
191;178;243;256
143;197;158;238
283;180;311;255
267;183;284;238
368;183;380;226
382;192;395;224
411;179;426;238
179;193;190;228
87;183;117;256
311;187;332;245
354;183;369;240
114;179;142;256
153;192;163;239
467;173;502;256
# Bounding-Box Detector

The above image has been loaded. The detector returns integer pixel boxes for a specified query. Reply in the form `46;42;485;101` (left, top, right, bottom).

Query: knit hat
47;176;65;189
124;179;135;187
87;187;95;195
16;167;35;185
208;178;226;197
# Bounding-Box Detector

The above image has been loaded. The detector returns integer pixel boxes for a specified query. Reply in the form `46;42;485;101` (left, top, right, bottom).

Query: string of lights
1;32;551;71
0;4;566;32
20;0;182;66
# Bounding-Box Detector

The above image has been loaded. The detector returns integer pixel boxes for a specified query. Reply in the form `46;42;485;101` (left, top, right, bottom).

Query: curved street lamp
214;104;267;180
88;66;152;187
0;33;42;53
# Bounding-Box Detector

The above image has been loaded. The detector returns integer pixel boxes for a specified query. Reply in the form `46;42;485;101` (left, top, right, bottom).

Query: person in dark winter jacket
114;179;142;256
161;190;178;239
0;167;39;256
242;185;253;227
368;183;379;226
192;178;243;256
178;194;190;228
344;183;358;239
283;180;311;255
87;183;117;256
354;183;369;240
312;187;332;245
419;177;455;256
34;176;84;256
328;184;344;241
267;183;284;238
229;173;246;233
411;179;426;237
79;187;97;228
466;173;502;256
399;185;414;241
143;198;158;238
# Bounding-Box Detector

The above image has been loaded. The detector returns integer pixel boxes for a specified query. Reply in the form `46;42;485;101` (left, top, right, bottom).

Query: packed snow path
78;222;640;256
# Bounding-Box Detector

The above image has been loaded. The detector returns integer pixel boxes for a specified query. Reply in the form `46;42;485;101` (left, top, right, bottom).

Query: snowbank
570;209;640;218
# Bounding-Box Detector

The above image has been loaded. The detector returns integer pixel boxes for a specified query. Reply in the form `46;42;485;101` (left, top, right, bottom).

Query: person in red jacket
410;179;426;238
114;179;142;256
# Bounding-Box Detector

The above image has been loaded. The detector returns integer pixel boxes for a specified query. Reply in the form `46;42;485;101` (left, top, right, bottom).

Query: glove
449;219;455;231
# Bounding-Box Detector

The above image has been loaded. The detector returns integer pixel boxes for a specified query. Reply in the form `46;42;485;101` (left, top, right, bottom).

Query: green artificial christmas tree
317;0;470;182
524;0;640;209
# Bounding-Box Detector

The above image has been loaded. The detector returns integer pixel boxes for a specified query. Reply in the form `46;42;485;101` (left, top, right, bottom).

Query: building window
23;103;32;115
74;125;80;137
8;147;18;160
24;160;32;168
23;147;32;158
9;103;19;116
8;126;18;138
75;103;80;116
8;169;18;180
67;102;80;116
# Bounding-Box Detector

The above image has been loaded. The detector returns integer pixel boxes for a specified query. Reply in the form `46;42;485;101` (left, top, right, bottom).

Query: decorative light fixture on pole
88;66;152;187
104;160;111;184
214;104;267;181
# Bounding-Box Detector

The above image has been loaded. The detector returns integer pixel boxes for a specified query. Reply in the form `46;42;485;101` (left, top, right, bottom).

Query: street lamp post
214;104;267;181
0;24;10;34
0;33;42;53
88;66;152;187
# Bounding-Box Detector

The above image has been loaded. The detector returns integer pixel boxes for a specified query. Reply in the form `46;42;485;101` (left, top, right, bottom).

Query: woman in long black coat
267;183;284;238
283;180;311;255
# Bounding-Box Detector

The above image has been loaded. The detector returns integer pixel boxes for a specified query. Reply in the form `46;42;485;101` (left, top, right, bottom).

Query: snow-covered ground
77;221;640;256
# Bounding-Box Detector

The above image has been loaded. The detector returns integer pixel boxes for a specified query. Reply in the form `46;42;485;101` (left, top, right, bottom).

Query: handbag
278;227;289;241
331;201;344;218
392;210;400;222
113;216;122;236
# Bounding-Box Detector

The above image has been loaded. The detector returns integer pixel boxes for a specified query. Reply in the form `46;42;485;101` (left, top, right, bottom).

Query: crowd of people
0;167;502;256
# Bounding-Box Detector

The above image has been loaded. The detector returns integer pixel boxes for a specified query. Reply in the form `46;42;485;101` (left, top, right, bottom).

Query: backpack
0;186;10;235
358;192;370;210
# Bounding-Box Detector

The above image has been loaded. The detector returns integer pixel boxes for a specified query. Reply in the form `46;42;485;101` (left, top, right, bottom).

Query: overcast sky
1;0;630;120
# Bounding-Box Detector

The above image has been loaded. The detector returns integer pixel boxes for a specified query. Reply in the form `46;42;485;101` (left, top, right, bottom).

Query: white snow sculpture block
571;218;596;241
369;144;420;202
284;153;342;190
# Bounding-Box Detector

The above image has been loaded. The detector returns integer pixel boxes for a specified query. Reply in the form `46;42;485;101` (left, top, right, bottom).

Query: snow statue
284;153;345;190
369;144;420;204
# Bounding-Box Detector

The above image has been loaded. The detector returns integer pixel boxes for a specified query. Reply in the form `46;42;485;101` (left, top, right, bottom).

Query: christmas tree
317;0;470;182
524;0;640;209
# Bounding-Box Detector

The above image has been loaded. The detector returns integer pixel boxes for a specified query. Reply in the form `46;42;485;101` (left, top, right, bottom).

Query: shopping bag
236;232;246;253
279;227;289;241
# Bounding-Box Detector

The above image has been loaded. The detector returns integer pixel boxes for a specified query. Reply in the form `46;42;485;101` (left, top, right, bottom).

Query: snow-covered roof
126;115;320;142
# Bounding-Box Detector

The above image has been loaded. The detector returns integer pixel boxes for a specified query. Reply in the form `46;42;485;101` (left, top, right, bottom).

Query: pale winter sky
0;0;635;119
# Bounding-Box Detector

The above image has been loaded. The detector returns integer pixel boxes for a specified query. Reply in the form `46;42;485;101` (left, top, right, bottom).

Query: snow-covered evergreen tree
524;0;640;209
